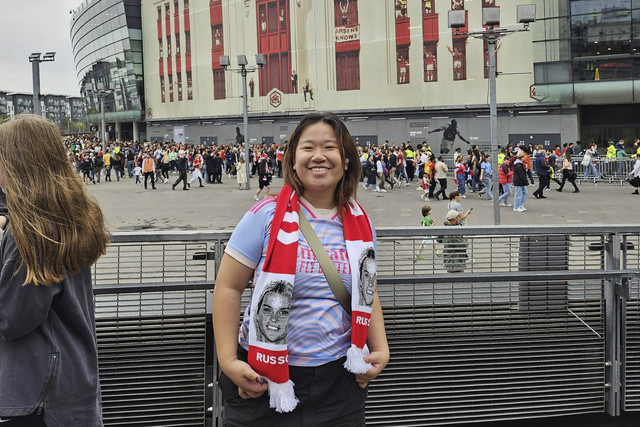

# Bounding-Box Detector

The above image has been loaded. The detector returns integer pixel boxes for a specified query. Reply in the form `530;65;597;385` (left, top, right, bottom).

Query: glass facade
533;0;640;100
533;0;640;144
70;0;144;127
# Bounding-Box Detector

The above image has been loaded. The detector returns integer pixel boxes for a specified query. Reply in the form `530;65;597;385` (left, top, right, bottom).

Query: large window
337;51;360;90
210;0;225;99
534;0;640;84
257;0;291;95
335;0;360;91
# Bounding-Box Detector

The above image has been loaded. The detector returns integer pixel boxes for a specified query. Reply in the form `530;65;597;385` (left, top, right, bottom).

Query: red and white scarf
248;185;375;413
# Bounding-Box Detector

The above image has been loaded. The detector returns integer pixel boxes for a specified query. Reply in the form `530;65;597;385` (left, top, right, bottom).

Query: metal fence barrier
92;226;640;426
439;155;637;186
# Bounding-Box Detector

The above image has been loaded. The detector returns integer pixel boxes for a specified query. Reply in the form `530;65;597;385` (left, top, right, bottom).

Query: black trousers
173;171;188;189
219;347;367;427
428;179;437;198
558;170;579;191
434;178;448;199
144;171;155;189
534;175;549;197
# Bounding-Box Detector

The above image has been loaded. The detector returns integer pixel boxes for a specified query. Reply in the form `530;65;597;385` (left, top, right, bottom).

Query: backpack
388;154;397;168
95;156;104;167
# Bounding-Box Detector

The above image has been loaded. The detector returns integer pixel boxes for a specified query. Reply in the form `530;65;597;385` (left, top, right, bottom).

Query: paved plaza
87;173;638;232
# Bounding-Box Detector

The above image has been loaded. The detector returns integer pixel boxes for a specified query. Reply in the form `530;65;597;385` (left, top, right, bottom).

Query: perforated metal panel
93;236;216;426
368;279;605;426
95;290;208;426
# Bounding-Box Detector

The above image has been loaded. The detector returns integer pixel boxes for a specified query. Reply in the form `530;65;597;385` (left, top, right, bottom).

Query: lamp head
482;7;500;27
255;54;266;68
237;55;248;66
448;10;466;29
517;4;536;26
219;55;230;69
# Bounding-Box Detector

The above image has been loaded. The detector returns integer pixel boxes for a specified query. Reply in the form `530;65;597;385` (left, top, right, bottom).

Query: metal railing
439;155;638;185
92;226;640;426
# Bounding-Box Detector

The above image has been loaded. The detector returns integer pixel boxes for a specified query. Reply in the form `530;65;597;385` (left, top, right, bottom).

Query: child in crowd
446;190;473;225
415;205;437;260
133;164;142;185
420;167;431;201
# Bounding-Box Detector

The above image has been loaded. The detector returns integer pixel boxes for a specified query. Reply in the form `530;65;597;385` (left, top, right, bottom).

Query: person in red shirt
188;150;205;188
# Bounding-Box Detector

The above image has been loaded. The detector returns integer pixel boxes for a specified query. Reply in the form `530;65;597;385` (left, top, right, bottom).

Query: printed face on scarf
256;284;292;344
358;250;376;307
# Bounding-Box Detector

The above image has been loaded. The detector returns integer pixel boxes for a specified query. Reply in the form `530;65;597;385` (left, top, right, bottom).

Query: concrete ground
86;172;639;232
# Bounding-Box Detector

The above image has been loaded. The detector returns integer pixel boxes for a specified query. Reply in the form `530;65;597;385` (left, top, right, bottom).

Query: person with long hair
582;142;601;182
513;149;530;212
556;151;580;193
213;112;389;425
0;115;109;426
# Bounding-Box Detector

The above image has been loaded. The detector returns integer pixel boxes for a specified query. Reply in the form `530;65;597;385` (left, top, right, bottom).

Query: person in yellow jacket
606;141;617;163
405;144;416;181
142;152;156;190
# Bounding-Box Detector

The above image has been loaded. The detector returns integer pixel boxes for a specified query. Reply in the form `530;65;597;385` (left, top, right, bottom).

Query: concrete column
133;121;140;142
115;121;122;141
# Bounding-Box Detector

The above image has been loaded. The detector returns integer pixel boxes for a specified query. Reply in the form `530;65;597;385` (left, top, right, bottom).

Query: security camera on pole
448;4;536;225
219;54;266;190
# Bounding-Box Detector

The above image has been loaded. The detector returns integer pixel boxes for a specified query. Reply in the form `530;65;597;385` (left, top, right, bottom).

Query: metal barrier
436;155;636;189
570;156;637;184
92;226;640;426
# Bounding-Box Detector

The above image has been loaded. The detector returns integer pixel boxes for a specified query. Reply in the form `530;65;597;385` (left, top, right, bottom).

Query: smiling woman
212;112;389;425
284;112;362;210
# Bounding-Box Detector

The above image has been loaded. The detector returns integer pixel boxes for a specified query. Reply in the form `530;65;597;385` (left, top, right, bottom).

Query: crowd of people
63;133;640;220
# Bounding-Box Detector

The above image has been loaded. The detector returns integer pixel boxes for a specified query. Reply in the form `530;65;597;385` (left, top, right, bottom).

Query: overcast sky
1;0;84;96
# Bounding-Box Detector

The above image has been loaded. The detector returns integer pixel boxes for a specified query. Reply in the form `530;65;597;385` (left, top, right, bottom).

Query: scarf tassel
344;344;373;374
266;378;299;413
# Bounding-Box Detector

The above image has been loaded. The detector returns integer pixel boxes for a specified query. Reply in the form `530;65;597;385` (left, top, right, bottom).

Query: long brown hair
282;113;362;210
0;115;109;286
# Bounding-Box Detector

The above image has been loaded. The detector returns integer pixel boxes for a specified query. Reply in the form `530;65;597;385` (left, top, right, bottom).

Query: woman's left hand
355;350;390;389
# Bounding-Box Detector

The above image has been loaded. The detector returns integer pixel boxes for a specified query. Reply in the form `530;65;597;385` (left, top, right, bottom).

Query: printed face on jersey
293;122;347;207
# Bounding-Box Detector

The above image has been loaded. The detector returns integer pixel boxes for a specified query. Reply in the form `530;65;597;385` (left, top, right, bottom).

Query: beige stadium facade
142;0;576;149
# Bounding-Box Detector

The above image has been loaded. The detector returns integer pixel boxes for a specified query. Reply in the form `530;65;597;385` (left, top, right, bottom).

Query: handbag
298;208;351;314
581;158;590;166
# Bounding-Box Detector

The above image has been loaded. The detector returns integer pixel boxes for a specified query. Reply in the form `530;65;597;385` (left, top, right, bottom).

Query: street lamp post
85;82;115;154
220;54;266;190
448;4;536;225
29;52;56;117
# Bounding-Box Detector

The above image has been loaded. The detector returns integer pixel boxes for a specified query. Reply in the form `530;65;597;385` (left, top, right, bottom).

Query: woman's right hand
223;358;268;399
